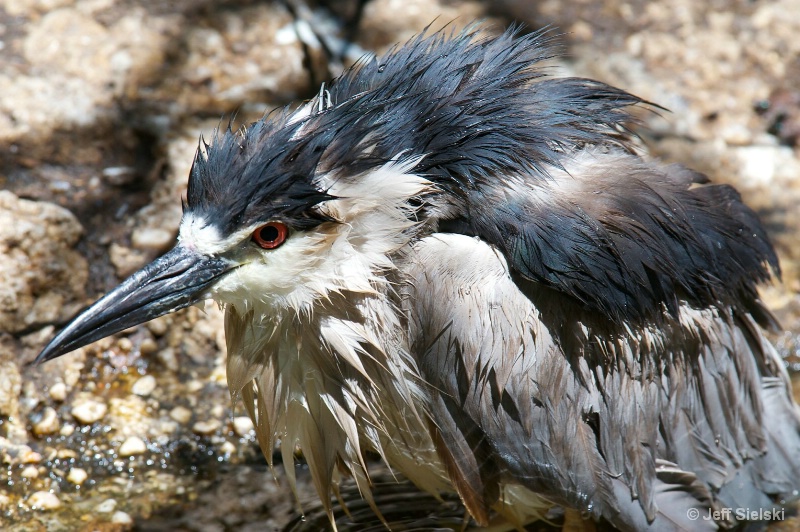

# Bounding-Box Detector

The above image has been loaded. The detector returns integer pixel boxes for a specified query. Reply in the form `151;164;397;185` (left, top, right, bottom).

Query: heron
37;26;800;530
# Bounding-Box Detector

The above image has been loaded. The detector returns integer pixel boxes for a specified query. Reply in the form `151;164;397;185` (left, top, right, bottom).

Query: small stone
146;316;169;337
721;123;752;146
20;449;42;464
232;416;254;437
48;382;68;402
33;406;60;435
192;419;221;436
57;449;77;460
102;166;136;186
736;146;778;185
112;511;133;525
219;441;236;455
157;347;178;371
21;465;39;479
169;406;192;424
71;398;107;424
139;338;158;355
96;498;117;513
116;337;133;352
0;493;10;508
60;423;75;437
185;380;203;393
29;491;61;510
118;436;146;457
132;227;174;251
131;375;156;397
67;467;88;485
109;243;147;278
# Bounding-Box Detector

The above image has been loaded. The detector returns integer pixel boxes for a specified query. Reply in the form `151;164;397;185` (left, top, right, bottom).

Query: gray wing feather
402;233;800;529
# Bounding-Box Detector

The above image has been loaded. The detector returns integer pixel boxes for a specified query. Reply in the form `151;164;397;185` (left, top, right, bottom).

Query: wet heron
37;26;800;530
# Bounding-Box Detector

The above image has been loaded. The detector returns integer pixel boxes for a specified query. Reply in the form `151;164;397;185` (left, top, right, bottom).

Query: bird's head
36;101;434;364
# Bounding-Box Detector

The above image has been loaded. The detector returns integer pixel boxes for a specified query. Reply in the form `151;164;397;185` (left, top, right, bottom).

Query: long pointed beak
35;245;237;364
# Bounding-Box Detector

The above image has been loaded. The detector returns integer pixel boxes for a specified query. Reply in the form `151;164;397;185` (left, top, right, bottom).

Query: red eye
252;222;288;249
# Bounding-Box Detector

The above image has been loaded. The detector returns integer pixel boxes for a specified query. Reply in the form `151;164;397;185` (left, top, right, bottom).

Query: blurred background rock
0;0;798;530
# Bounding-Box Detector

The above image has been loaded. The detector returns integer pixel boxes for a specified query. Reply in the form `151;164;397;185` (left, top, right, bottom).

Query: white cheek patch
179;213;253;255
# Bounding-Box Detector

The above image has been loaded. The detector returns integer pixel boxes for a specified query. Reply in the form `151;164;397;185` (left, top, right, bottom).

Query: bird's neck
223;286;448;507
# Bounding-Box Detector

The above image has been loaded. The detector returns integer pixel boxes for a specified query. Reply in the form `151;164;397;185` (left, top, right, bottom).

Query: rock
734;145;799;187
107;395;150;438
169;406;192;424
192;419;221;436
96;498;117;513
131;375;157;397
28;491;61;510
48;382;68;402
21;465;39;479
0;192;88;333
108;243;148;280
232;416;254;437
175;3;308;110
33;406;60;435
0;357;22;423
359;0;486;51
139;337;159;356
116;337;133;353
56;450;76;460
67;468;88;485
112;511;134;525
1;7;174;147
118;436;147;457
70;397;107;424
219;441;236;455
19;448;43;464
131;228;174;251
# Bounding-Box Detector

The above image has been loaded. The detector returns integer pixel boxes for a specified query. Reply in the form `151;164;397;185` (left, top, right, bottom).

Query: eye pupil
252;222;288;249
259;226;279;242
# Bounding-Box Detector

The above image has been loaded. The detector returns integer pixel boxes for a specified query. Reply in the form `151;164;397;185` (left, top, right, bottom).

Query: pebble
192;419;221;436
118;436;146;457
112;511;134;525
132;227;174;250
48;382;68;402
232;416;254;437
737;145;777;185
33;406;60;435
157;347;178;371
132;375;157;396
28;491;61;510
67;467;88;485
21;465;39;479
59;423;75;437
186;380;203;393
219;441;236;455
96;498;117;513
139;337;158;355
117;337;133;352
146;316;169;337
57;449;77;460
169;406;192;424
71;398;107;424
20;448;42;464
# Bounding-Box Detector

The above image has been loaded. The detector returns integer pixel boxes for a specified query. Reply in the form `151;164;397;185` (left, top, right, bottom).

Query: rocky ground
0;0;799;530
